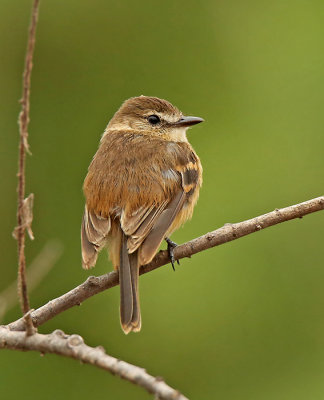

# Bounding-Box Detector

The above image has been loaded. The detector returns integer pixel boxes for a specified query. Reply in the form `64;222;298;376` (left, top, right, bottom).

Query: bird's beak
174;116;204;127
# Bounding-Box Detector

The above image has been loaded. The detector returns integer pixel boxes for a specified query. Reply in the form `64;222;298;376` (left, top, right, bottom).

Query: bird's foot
165;237;180;271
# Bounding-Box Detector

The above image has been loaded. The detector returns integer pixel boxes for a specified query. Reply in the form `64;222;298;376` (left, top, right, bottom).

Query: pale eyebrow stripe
143;112;180;124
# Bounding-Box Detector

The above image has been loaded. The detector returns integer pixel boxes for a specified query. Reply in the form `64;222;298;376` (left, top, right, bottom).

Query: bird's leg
165;237;180;271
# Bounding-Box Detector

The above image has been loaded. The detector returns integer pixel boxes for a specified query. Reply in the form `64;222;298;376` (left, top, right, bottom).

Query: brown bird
81;96;203;334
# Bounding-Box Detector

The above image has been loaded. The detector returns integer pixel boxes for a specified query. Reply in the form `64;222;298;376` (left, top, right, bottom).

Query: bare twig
0;240;63;322
8;196;324;332
15;0;40;334
0;326;187;400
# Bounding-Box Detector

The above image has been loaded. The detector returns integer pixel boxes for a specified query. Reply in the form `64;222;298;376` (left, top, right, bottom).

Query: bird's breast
83;131;201;219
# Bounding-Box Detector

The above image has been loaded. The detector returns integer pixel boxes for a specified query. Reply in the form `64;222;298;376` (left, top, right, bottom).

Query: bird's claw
165;237;180;271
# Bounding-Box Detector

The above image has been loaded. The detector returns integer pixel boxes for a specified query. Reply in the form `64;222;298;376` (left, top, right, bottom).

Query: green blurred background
1;0;324;399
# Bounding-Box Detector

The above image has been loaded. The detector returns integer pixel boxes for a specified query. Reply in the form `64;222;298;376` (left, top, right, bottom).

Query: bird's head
106;96;204;142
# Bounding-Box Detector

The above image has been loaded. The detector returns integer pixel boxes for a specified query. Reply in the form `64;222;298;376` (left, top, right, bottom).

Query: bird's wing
137;190;186;265
120;167;197;265
81;206;111;269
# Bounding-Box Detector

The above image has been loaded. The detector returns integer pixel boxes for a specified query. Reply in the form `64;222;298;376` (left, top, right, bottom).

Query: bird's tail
119;232;141;334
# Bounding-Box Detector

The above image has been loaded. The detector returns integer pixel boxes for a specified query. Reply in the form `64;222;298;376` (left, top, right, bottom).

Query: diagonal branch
8;196;324;332
0;326;187;400
15;0;40;335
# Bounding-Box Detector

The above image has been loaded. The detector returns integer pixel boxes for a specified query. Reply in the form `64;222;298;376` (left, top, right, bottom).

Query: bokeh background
1;1;324;399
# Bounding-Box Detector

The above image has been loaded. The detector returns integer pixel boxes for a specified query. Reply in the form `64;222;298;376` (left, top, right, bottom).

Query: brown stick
0;327;187;400
15;0;40;334
8;196;324;332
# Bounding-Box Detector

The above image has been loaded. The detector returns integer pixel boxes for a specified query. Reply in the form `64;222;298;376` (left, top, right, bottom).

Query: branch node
155;376;165;382
224;222;237;237
86;276;100;286
13;193;35;240
67;334;84;347
53;329;67;338
96;345;106;353
23;309;36;336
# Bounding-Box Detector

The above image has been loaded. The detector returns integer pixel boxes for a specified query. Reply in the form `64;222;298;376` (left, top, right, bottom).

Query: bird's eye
148;115;160;125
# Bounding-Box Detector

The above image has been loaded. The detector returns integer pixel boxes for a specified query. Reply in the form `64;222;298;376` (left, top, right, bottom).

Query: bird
81;96;203;334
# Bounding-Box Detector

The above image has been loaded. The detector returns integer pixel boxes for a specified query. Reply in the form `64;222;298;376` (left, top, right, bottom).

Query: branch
8;196;324;332
0;326;187;400
15;0;40;334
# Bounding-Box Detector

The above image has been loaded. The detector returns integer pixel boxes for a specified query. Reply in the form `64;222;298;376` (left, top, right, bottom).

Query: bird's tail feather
120;233;141;334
